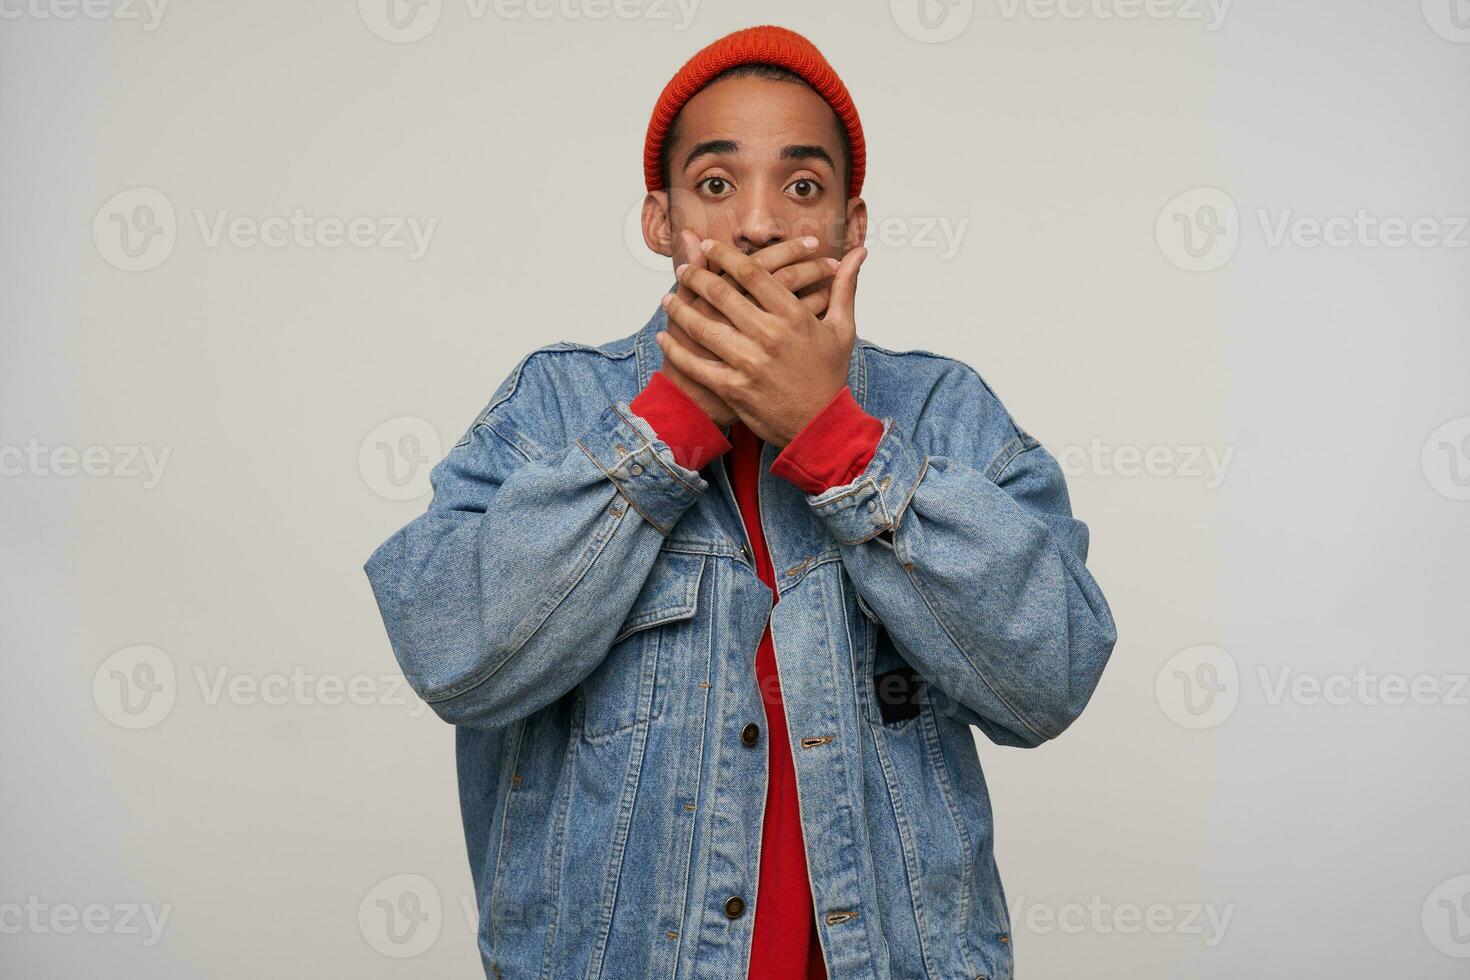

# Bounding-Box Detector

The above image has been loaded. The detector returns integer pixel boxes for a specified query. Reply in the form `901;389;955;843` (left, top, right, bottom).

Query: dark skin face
642;74;867;262
640;75;870;443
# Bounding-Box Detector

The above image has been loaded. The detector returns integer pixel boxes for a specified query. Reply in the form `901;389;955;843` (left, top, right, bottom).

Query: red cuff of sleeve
629;370;732;473
771;385;885;495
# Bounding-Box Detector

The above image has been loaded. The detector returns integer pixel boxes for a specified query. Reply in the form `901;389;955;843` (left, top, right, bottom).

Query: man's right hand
657;230;839;429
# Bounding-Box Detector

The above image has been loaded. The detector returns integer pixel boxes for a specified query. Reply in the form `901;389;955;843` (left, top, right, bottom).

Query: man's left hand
657;237;869;448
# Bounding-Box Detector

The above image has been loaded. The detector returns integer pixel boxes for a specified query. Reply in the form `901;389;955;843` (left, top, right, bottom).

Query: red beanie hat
643;25;866;199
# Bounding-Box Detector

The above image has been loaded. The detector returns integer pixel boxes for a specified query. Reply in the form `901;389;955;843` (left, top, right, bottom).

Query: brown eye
790;179;819;199
701;177;731;196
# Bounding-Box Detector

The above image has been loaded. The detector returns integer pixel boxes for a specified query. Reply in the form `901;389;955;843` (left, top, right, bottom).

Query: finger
771;256;839;296
674;230;736;332
662;289;753;364
674;230;706;306
677;263;767;334
667;318;717;359
799;286;832;317
748;236;828;275
710;238;832;293
825;246;868;336
701;239;809;317
655;327;742;394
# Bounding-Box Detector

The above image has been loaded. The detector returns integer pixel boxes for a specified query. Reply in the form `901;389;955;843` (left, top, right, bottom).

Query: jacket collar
636;284;869;413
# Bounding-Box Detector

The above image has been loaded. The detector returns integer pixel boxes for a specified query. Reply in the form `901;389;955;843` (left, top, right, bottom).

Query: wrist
630;371;732;472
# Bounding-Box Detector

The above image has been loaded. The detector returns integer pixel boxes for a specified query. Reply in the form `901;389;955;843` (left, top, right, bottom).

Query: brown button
724;895;746;919
741;723;760;746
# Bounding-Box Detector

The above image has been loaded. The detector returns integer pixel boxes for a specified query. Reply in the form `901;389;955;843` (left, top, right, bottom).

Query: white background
2;0;1468;976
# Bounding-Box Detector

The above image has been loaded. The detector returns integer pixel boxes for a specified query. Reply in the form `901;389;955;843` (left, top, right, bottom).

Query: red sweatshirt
631;369;884;980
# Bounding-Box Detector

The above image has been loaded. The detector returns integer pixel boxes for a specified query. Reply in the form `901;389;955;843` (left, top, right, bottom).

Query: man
364;24;1117;980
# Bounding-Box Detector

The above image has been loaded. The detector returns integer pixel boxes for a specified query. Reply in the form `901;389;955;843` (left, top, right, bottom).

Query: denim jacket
363;295;1118;980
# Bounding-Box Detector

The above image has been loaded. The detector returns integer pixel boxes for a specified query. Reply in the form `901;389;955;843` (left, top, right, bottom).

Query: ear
843;195;868;254
642;191;674;258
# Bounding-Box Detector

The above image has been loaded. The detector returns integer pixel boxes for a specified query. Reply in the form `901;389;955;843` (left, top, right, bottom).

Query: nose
732;182;788;253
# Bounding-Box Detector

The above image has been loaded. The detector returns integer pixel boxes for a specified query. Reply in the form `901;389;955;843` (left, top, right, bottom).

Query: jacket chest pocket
579;550;706;743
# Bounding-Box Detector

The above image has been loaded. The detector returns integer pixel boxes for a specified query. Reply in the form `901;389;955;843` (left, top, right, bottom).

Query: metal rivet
866;499;877;513
629;463;643;476
724;895;746;919
741;723;760;746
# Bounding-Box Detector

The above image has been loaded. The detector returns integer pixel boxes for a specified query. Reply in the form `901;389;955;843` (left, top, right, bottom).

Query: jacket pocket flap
611;551;704;644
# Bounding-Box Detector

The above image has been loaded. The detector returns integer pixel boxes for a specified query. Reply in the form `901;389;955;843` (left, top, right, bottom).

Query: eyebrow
682;139;837;176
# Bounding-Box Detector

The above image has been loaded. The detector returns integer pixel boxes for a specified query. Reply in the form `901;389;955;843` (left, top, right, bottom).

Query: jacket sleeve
775;366;1118;748
363;356;717;730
